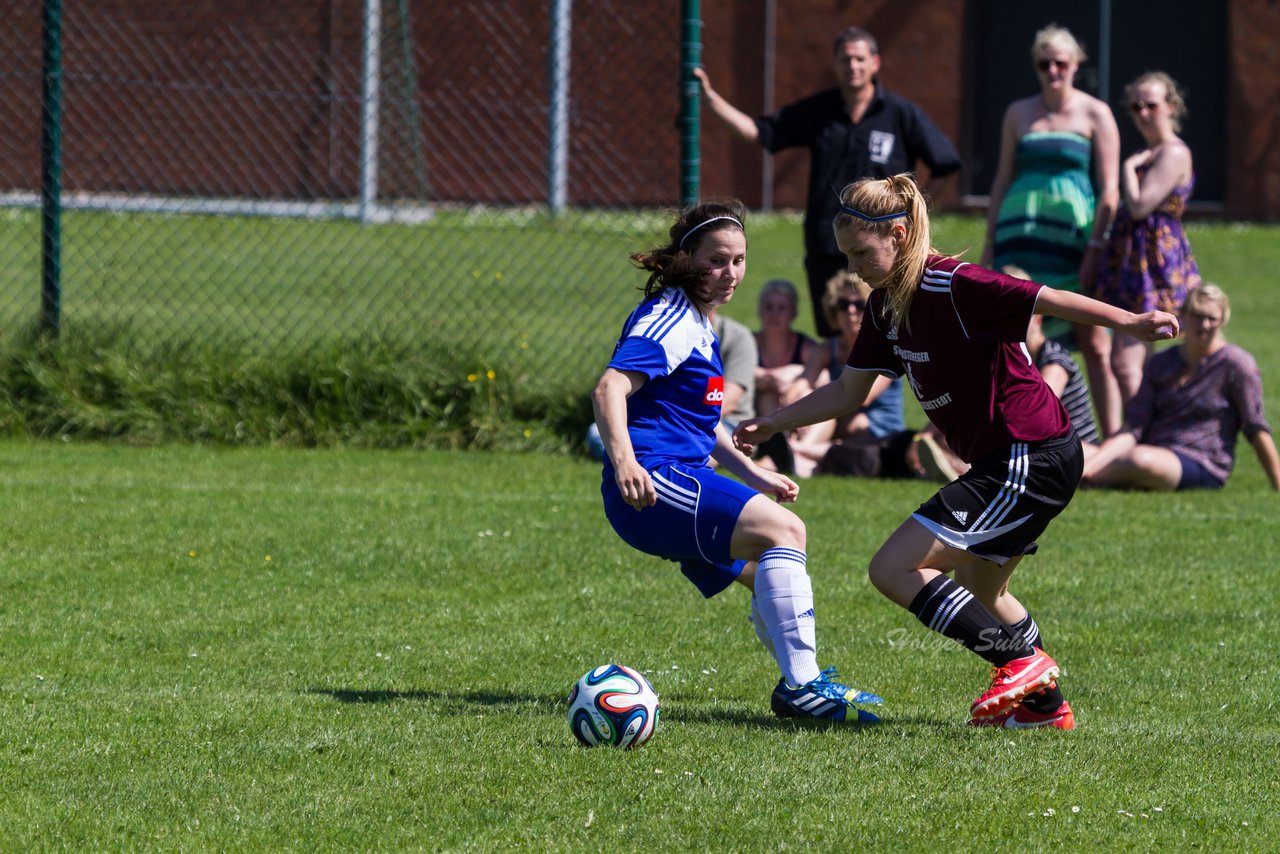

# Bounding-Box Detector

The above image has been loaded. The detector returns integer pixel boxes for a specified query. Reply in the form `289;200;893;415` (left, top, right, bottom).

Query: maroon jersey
847;256;1071;462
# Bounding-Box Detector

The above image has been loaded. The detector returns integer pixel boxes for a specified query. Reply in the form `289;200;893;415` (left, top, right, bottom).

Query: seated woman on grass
1083;283;1280;491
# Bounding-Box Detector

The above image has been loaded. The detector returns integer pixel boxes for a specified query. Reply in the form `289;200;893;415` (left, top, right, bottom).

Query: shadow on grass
307;687;953;732
307;687;563;706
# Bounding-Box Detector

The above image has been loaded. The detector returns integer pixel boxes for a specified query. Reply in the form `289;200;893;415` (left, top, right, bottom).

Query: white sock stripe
930;587;973;634
915;581;951;617
939;591;974;634
1022;617;1040;643
923;580;960;630
759;546;807;568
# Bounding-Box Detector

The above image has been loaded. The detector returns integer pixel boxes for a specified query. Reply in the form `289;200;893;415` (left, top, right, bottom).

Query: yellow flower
523;428;533;438
467;373;479;382
486;370;496;380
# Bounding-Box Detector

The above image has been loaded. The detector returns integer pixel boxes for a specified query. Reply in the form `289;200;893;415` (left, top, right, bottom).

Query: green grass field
0;440;1276;849
0;207;1278;847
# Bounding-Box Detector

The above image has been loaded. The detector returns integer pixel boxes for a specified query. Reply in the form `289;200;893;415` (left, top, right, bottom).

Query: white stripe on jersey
641;290;691;344
920;262;972;339
921;261;969;292
621;288;715;375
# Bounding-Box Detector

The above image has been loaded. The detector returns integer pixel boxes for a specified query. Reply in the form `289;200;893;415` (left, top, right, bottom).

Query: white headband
678;215;743;249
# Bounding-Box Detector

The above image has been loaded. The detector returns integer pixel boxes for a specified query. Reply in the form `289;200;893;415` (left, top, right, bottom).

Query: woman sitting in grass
1084;283;1280;491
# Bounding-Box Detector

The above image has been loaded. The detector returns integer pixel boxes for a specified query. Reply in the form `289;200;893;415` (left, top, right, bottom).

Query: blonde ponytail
833;173;937;331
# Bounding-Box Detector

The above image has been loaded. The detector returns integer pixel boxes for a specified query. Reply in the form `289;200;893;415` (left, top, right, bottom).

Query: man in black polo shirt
694;27;962;336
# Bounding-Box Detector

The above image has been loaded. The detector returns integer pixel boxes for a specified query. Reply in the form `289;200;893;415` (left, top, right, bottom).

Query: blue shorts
1172;450;1225;491
602;462;755;598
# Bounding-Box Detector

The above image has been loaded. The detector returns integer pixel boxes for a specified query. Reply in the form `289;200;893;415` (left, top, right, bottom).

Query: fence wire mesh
0;0;684;399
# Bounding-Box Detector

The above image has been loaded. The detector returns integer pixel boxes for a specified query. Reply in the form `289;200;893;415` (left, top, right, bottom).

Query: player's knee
771;514;806;551
866;552;894;595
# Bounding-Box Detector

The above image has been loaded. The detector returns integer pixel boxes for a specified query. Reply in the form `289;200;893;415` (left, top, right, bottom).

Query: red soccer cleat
968;699;1075;730
969;648;1060;719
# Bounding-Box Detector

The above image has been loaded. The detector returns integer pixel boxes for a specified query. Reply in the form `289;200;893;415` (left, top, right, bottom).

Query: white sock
752;546;820;687
748;594;776;661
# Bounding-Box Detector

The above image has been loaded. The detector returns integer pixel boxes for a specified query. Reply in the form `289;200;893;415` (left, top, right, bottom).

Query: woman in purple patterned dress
1084;284;1280;491
1091;72;1202;436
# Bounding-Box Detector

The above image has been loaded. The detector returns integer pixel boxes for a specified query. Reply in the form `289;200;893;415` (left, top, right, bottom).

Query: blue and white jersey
606;287;724;471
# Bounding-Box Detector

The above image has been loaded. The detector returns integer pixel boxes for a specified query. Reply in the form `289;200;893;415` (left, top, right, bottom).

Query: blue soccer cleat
770;667;883;723
816;666;884;706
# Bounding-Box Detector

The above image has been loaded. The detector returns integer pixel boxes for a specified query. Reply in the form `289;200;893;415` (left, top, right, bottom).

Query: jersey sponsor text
703;376;725;406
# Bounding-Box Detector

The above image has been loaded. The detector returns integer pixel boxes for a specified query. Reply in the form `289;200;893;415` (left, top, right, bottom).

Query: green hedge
0;329;592;452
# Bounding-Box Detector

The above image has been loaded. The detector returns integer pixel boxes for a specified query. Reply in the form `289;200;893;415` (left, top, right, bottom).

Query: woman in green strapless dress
992;131;1095;296
982;25;1122;436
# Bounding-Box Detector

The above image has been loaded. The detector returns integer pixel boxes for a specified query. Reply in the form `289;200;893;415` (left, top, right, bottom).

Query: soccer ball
566;664;660;748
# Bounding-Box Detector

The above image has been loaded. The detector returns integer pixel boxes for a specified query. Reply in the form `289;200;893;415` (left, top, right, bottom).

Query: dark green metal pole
40;0;64;337
679;0;700;207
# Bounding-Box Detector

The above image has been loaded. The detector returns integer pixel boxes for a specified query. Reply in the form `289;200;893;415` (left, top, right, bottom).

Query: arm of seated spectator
722;379;747;421
1038;361;1069;398
796;340;833;394
1247;429;1280;491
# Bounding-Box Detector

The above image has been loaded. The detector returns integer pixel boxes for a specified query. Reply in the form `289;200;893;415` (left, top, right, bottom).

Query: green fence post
40;0;63;337
679;0;700;207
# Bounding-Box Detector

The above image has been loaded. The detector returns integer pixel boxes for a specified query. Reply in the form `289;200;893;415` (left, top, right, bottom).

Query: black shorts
912;433;1084;566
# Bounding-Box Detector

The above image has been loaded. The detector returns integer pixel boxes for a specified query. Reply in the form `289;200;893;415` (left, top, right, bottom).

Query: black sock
1022;683;1065;713
908;576;1034;665
1006;611;1064;712
1008;612;1043;651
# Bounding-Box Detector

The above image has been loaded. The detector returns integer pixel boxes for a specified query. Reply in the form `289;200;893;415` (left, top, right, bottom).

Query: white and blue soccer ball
567;664;660;748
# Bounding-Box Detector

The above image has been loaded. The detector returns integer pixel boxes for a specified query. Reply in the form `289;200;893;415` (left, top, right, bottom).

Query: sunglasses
1035;58;1070;72
1130;99;1163;113
836;298;866;312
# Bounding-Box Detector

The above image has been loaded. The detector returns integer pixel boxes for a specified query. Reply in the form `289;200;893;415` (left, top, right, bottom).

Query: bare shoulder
1165;137;1193;162
1005;95;1043;125
1081;92;1117;123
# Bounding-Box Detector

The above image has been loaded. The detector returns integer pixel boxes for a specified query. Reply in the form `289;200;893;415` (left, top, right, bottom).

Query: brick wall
696;0;966;210
1227;0;1280;220
2;0;1277;219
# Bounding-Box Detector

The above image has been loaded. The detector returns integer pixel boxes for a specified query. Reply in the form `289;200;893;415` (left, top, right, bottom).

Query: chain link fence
0;1;687;418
